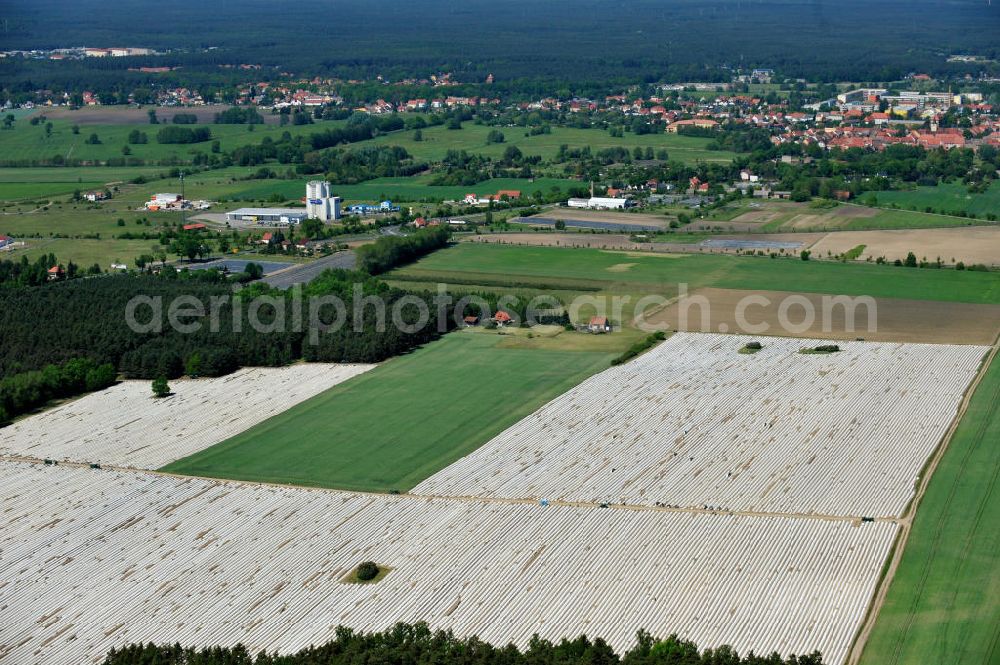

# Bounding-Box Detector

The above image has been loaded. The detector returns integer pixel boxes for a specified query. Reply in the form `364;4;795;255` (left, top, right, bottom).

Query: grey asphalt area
262;251;357;289
513;217;663;233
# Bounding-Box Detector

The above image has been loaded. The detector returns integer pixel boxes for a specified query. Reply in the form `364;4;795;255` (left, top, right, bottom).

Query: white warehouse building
567;196;634;210
306;180;341;221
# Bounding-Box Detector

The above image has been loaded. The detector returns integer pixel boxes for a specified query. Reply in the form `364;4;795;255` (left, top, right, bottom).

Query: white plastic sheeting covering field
413;334;986;518
0;364;374;469
0;462;894;665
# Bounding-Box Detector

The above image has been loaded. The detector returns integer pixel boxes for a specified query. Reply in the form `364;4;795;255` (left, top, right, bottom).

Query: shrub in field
612;332;666;366
801;344;841;354
356;561;379;581
156;126;211;144
151;377;171;398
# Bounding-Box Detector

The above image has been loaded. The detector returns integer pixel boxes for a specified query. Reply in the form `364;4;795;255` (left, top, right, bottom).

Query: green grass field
845;208;995;231
0;118;338;165
861;351;1000;665
0;182;105;200
0;204;183;238
0;116;734;168
162;332;618;491
872;181;1000;219
0;166;178;202
0;166;169;184
360;123;739;164
7;237;161;267
187;174;584;204
393;243;1000;304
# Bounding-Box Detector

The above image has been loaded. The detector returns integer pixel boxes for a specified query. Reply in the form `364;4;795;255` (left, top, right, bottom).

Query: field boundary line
845;335;1000;665
0;454;899;525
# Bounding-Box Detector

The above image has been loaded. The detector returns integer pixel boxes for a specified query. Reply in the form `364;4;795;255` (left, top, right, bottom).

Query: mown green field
0;203;183;238
0;182;105;200
394;243;1000;304
873;181;1000;219
0;166;178;203
7;237;161;267
361;123;739;164
0;166;169;183
845;208;995;231
162;333;618;491
211;175;582;204
0;115;734;167
0;118;337;164
861;351;1000;665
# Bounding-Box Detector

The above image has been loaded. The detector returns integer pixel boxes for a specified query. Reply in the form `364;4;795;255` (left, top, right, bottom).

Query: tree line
356;227;451;275
0;268;455;387
0;357;116;424
100;622;823;665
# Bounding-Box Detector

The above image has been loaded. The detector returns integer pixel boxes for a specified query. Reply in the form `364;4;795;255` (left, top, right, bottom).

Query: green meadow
163;332;617;491
0;117;338;164
872;181;1000;219
393;243;1000;304
861;352;1000;665
360;122;739;164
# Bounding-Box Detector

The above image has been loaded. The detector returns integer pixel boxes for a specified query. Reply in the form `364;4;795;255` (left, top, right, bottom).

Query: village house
588;316;611;334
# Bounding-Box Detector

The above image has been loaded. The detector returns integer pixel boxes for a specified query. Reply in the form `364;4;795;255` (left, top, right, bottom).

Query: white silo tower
306;180;340;221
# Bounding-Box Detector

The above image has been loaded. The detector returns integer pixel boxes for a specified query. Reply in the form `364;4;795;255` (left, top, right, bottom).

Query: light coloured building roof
227;207;309;216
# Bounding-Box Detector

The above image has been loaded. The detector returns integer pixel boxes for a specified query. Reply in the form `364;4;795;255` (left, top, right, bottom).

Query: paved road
185;259;294;275
513;216;663;233
262;251;357;289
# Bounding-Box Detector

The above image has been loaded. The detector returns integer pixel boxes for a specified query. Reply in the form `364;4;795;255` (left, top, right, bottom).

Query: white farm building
227;182;342;225
567;196;634;210
225;207;310;225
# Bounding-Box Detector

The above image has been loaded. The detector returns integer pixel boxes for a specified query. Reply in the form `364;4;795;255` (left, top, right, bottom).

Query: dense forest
0;269;451;379
0;267;456;423
101;623;824;665
2;0;998;99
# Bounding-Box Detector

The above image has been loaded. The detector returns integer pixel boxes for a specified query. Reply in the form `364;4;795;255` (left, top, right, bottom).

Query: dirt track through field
0;454;895;526
646;287;1000;344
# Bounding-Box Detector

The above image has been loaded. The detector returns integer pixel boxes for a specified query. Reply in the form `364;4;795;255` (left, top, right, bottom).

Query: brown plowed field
644;287;1000;345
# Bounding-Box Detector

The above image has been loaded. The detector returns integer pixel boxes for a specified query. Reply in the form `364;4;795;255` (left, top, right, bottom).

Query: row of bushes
612;332;667;366
356;226;451;275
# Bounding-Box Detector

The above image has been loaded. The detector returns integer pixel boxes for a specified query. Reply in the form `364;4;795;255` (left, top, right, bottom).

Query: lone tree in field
151;376;171;398
356;561;379;581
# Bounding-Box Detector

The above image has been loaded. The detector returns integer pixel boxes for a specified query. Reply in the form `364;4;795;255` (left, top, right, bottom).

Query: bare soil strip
648;287;1000;345
810;226;1000;267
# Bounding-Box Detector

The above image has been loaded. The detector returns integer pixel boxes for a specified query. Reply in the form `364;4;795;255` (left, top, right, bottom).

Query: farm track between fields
0;454;900;525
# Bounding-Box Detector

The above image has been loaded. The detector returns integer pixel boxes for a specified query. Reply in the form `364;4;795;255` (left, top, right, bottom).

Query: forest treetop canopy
3;0;998;87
